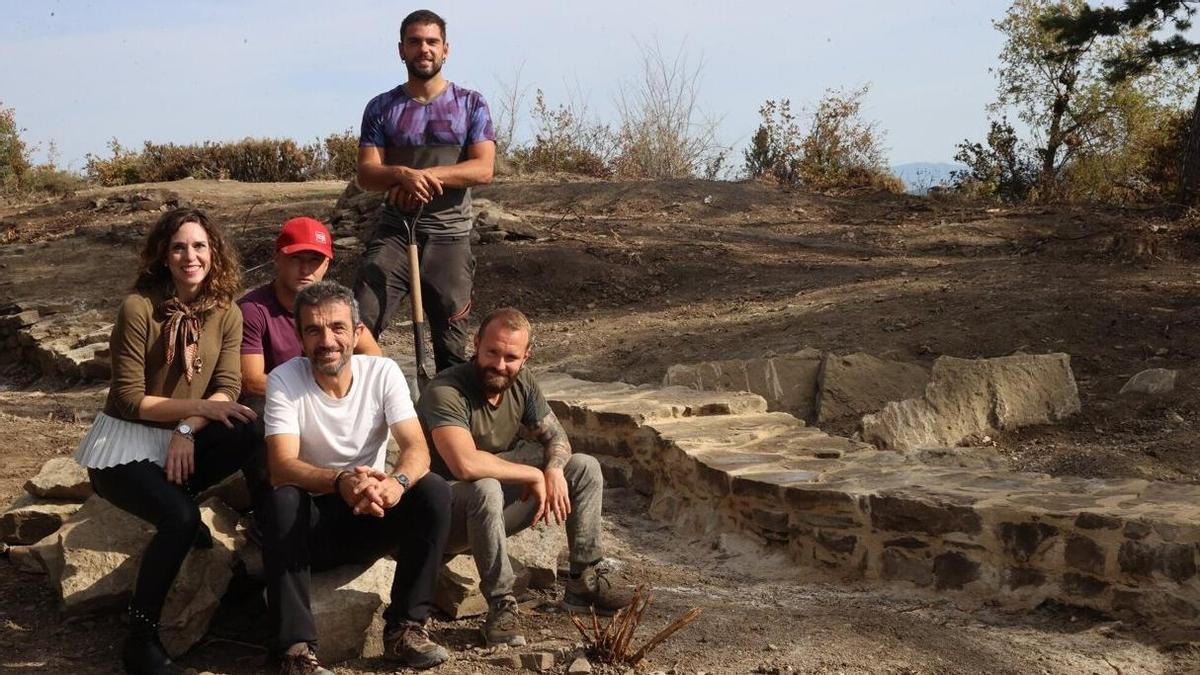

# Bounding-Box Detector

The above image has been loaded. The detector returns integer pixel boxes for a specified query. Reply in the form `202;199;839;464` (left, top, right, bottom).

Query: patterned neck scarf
161;296;212;383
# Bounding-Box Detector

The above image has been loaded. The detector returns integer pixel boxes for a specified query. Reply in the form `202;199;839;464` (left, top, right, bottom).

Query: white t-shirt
264;355;415;471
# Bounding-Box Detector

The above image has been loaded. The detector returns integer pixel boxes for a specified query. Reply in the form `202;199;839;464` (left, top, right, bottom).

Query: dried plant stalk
568;585;702;666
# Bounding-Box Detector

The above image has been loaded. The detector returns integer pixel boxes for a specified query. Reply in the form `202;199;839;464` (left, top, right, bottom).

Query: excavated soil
1;177;1198;673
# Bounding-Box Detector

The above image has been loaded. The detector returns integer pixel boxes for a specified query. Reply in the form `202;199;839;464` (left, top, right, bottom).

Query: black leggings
87;419;258;623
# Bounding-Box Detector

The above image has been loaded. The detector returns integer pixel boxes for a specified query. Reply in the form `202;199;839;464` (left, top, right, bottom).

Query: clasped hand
387;168;443;210
338;466;404;517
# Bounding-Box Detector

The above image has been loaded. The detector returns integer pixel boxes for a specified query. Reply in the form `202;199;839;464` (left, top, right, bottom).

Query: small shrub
510;89;614;177
0;105;32;190
321;129;359;180
952;118;1038;201
745;86;901;191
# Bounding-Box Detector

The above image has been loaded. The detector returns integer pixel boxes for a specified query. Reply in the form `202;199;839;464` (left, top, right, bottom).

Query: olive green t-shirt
417;361;551;480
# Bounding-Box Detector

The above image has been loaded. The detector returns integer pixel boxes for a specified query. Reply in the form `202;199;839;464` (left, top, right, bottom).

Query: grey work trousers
445;445;603;601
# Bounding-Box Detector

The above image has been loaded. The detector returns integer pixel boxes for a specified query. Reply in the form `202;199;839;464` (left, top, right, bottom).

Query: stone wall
543;372;1200;629
0;302;112;381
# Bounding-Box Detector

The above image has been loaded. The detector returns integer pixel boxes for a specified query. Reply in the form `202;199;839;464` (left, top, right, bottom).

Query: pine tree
1043;1;1200;204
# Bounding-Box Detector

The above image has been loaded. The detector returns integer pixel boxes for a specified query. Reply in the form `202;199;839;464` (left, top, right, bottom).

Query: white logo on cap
315;232;327;243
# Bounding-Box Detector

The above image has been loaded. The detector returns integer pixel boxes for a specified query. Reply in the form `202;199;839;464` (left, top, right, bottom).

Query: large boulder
663;349;823;420
310;558;397;663
862;354;1081;451
0;494;80;544
25;457;93;501
434;553;531;619
43;496;240;656
816;353;930;426
507;523;566;589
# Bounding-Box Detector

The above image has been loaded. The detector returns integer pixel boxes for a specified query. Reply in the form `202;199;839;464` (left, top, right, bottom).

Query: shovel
402;203;432;390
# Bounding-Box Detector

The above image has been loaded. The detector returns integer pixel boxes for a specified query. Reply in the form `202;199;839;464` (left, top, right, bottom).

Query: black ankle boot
122;606;189;675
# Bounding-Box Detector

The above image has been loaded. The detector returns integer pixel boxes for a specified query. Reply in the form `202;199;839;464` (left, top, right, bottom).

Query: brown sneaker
384;620;450;670
278;645;332;675
563;559;634;616
481;596;526;646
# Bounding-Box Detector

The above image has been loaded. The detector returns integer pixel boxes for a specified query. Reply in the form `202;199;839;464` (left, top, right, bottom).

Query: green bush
0;104;32;192
509;90;614;177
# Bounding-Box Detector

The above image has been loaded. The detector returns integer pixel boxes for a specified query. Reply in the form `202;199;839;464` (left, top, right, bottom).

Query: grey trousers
445;445;603;601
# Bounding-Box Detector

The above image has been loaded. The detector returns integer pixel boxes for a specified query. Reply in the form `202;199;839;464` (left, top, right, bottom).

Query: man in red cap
239;217;382;410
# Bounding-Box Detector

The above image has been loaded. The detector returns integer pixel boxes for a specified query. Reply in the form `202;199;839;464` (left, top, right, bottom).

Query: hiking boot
562;559;634;616
277;645;332;675
481;596;525;646
384;620;450;670
122;606;191;675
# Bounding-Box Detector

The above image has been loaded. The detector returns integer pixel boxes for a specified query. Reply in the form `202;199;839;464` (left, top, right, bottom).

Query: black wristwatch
392;473;410;490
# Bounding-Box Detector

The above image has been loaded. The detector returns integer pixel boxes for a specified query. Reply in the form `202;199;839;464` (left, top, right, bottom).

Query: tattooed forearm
535;410;572;470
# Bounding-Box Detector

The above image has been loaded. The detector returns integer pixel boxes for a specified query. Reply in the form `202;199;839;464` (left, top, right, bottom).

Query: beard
476;361;517;396
313;348;351;377
405;57;443;81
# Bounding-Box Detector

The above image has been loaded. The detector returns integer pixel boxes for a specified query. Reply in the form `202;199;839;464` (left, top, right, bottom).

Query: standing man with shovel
355;8;495;383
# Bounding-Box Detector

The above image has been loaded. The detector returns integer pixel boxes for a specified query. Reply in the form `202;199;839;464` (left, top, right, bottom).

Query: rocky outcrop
0;495;80;544
25;457;93;501
310;559;397;663
39;496;240;656
861;354;1081;451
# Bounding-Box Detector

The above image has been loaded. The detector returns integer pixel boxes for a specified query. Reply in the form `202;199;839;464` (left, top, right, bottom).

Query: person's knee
460;477;504;516
159;498;202;538
259;485;306;537
408;473;451;521
566;453;601;482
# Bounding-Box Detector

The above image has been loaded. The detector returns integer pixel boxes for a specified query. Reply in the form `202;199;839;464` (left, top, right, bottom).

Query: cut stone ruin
542;371;1200;631
0;301;113;381
664;349;1081;450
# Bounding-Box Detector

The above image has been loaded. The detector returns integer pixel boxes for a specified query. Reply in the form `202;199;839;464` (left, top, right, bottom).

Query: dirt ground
1;177;1199;673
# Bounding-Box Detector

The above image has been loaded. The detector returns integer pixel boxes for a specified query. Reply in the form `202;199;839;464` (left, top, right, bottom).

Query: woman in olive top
74;208;258;675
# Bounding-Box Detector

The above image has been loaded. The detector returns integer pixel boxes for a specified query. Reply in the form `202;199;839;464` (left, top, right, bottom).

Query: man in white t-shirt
258;281;451;673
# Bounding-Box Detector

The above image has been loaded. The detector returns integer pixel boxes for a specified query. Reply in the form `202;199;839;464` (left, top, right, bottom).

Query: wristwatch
173;422;195;441
392;473;411;490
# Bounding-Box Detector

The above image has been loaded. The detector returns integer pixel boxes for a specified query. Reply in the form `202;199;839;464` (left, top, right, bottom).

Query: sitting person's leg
256;485;319;659
88;460;203;675
446;477;529;646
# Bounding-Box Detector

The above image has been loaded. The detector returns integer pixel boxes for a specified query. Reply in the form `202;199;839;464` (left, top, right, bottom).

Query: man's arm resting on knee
388;417;432;486
430;425;542;484
266;433;346;495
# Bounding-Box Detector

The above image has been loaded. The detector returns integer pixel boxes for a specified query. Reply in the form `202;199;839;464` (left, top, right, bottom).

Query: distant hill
891;162;965;194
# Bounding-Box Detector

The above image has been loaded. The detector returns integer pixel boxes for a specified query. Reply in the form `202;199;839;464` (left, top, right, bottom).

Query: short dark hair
477;307;533;348
293;281;360;332
401;9;446;40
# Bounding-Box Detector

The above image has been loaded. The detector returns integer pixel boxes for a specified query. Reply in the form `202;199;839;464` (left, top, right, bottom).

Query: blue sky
2;1;1045;171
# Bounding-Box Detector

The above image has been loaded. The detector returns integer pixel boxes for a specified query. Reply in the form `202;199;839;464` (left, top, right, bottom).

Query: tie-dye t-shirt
359;82;495;236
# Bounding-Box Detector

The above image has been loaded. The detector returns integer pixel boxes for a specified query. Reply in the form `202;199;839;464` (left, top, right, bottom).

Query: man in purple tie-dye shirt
355;8;496;373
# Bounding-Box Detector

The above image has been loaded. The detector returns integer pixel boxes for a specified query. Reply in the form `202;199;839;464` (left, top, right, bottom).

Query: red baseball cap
276;217;333;259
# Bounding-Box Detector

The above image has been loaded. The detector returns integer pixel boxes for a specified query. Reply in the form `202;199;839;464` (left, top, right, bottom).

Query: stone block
1064;534;1105;575
25;457;93;501
869;495;981;536
862;353;1081;451
880;548;933;586
999;522;1059;564
8;543;48;574
594;455;631;489
1005;567;1046;589
1118;541;1197;582
933;551;980;590
507;523;564;589
1062;572;1109;598
0;495;80;544
311;558;396;663
816;352;929;425
1075;512;1121;530
663;349;823;420
435;554;532;619
1119;368;1177;395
